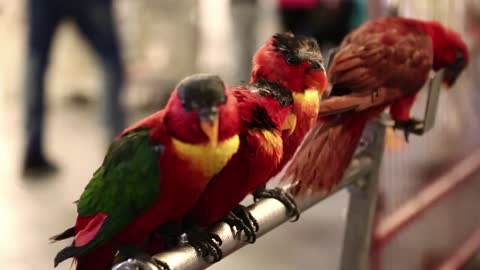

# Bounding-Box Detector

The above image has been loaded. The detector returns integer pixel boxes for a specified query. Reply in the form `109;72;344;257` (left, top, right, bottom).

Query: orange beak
200;116;219;146
282;112;297;136
304;70;328;93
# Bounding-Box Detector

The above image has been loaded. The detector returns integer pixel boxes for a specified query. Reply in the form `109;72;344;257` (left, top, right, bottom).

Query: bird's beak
304;63;327;93
282;112;297;136
442;67;460;88
199;108;219;146
443;50;466;89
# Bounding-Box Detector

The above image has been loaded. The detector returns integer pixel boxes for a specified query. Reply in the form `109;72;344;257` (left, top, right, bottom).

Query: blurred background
0;0;480;269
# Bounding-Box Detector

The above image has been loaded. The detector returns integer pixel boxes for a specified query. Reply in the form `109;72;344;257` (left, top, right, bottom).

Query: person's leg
231;0;258;83
23;0;60;174
72;0;125;141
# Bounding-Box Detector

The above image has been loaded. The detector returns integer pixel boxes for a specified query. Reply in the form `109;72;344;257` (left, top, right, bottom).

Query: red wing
74;213;108;247
329;20;433;95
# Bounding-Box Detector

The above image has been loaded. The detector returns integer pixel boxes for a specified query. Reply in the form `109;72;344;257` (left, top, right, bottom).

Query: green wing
75;128;162;253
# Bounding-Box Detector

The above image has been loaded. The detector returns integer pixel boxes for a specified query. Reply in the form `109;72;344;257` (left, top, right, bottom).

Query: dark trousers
25;0;125;159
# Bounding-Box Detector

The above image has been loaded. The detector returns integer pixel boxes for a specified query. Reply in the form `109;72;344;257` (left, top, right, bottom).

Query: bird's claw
393;118;424;142
222;209;257;243
253;187;300;221
186;228;223;263
152;258;171;270
232;205;259;233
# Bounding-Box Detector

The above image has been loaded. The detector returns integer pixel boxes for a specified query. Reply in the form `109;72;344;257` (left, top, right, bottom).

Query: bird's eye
182;101;197;111
285;54;300;66
219;96;227;105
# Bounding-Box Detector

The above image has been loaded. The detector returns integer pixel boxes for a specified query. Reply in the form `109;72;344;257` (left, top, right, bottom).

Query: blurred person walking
23;0;125;176
230;0;258;84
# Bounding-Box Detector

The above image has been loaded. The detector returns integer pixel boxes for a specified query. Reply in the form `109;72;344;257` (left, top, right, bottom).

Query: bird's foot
253;187;300;221
232;205;259;233
393;118;424;142
186;227;223;263
222;205;258;243
152;258;171;270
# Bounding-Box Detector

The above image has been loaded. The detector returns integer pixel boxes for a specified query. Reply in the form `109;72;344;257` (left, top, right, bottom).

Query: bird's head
248;78;297;136
251;32;327;94
166;74;239;146
425;21;469;87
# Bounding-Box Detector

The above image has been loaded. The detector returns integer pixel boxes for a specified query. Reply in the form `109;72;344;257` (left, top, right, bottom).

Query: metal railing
371;148;480;270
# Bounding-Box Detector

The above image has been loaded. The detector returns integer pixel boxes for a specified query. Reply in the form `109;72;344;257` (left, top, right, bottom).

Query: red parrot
50;74;240;270
185;79;295;244
182;33;326;249
251;33;328;179
282;17;469;195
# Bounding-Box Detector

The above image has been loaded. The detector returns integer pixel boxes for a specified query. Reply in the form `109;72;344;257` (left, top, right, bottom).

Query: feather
54;244;77;267
282;108;382;194
74;213;108;247
329;18;433;95
50;227;75;243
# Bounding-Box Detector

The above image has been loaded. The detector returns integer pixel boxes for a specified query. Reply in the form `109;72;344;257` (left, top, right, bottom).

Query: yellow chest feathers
250;130;283;162
292;89;320;127
172;135;240;178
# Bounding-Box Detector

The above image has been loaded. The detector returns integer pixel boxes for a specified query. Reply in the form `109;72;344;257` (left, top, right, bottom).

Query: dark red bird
281;17;469;195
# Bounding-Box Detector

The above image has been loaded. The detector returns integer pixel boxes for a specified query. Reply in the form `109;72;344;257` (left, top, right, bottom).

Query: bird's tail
54;241;116;270
281;109;378;195
50;227;75;243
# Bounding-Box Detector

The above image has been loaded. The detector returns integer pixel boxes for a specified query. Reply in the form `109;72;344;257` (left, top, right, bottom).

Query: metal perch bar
112;120;386;270
318;69;444;133
374;148;480;248
339;119;386;270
